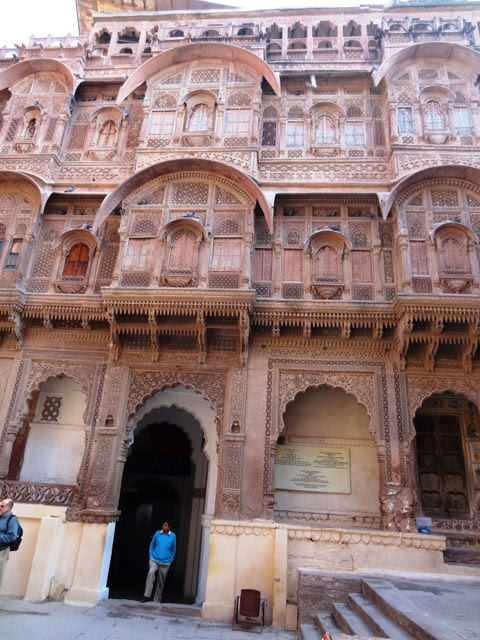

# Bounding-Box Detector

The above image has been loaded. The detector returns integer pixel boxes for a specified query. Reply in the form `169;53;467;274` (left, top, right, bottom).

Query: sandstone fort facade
0;0;480;628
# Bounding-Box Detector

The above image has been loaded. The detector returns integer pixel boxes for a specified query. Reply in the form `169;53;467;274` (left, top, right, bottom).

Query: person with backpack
0;498;21;588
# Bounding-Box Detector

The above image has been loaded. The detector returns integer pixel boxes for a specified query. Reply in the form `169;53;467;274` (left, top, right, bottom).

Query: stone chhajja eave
102;288;255;316
252;302;396;329
22;295;107;323
393;295;480;325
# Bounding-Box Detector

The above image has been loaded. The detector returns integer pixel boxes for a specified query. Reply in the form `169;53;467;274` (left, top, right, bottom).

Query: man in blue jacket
141;520;176;603
0;499;20;588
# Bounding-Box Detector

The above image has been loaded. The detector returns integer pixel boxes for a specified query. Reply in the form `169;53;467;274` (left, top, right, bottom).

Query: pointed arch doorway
107;386;217;604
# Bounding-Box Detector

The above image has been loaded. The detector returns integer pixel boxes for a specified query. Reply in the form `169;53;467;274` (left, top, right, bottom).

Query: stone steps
298;576;474;640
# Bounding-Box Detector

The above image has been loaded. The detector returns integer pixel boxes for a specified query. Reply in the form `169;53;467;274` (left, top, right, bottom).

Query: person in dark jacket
0;499;20;587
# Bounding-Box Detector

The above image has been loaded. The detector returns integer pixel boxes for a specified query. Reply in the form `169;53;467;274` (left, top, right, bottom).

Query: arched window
97;119;117;146
314;245;340;280
188;104;211;131
314;115;335;144
168;230;198;271
424;101;445;130
26;118;37;138
63;243;89;277
439;237;468;274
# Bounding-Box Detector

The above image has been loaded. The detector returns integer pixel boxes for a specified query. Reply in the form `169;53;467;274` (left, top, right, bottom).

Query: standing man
141;520;176;603
0;499;20;588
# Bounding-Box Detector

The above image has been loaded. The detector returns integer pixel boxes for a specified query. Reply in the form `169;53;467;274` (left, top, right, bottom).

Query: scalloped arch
94;158;273;233
127;380;219;425
278;378;376;440
0;58;75;94
116;42;280;103
406;379;480;443
373;42;480;86
382;167;480;218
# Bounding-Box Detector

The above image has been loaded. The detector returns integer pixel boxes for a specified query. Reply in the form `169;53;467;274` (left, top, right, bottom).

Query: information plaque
274;444;351;494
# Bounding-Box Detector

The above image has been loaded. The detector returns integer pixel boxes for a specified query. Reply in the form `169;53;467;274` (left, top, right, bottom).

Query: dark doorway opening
108;418;207;603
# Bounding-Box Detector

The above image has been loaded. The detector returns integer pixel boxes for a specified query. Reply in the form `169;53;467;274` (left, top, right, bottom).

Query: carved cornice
210;519;276;537
102;288;255;314
0;480;75;505
287;525;446;551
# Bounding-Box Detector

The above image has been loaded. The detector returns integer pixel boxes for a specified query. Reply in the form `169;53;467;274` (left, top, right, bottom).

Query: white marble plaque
274;444;351;494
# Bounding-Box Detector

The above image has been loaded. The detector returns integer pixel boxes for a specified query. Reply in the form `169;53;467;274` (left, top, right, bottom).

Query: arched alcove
274;385;380;527
11;376;86;485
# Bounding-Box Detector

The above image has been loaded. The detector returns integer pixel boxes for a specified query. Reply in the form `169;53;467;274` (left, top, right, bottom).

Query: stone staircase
299;576;479;640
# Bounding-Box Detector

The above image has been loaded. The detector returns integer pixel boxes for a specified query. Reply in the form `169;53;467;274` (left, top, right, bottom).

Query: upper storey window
286;121;305;147
424;100;445;130
149;110;176;136
4;239;22;269
314;115;336;144
188;104;212;132
168;229;198;272
345;120;365;147
224;108;250;135
286;106;305;147
63;243;89;277
97;119;117;147
453;106;473;134
314;245;340;281
397;107;415;135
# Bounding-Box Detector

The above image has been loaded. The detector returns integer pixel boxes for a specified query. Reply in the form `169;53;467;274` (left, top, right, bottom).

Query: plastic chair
232;588;266;632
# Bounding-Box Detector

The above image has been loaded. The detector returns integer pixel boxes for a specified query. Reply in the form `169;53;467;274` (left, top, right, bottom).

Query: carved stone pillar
216;368;247;519
67;364;128;522
372;244;382;298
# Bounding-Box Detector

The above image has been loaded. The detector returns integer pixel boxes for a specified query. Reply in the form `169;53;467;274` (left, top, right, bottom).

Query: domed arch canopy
373;42;480;86
93;158;273;233
54;228;100;251
116;42;280;103
0;170;46;207
431;221;477;243
310;102;346;117
381;165;480;218
160;215;207;240
305;228;350;250
0;58;75;93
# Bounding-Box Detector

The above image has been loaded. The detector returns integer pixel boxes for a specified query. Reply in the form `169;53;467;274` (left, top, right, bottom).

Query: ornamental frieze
56;164;131;182
135;150;256;174
0;157;54;179
0;480;74;505
396;153;480;176
258;161;389;182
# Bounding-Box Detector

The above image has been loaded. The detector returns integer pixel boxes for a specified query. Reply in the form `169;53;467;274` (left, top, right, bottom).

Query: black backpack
7;513;23;551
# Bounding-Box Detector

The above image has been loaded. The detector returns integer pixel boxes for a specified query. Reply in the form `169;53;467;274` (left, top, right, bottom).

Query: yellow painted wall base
202;520;480;627
3;506;480;631
1;503;113;606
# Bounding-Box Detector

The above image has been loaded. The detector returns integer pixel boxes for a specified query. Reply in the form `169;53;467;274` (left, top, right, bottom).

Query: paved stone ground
0;595;297;640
